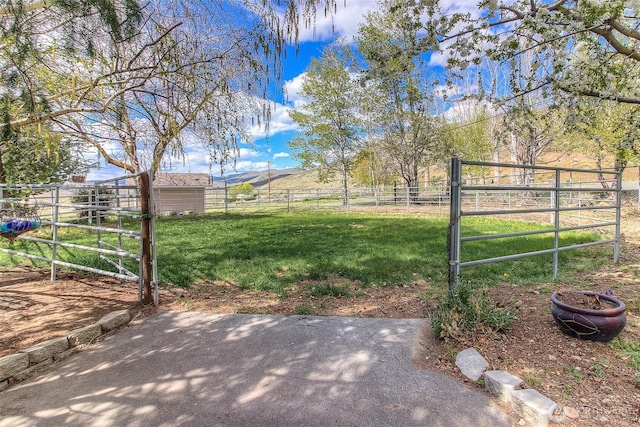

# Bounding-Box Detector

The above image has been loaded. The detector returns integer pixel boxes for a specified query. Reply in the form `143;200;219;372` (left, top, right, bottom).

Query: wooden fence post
139;172;153;304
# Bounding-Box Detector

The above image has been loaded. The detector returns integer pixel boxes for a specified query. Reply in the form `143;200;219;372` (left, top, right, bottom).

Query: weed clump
430;280;517;340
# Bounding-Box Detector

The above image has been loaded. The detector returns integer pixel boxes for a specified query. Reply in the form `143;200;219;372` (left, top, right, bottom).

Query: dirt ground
1;214;639;427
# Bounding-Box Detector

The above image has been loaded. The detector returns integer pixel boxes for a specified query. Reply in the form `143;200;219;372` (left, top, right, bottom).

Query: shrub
429;280;517;340
228;183;255;201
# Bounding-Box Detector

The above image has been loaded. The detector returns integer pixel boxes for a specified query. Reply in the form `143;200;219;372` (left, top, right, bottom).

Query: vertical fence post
49;189;55;225
448;158;462;294
88;188;94;225
287;189;290;213
578;185;582;226
50;187;60;281
257;189;261;213
116;181;124;279
96;187;102;263
553;170;561;279
224;182;228;214
148;171;159;306
139;172;153;305
317;189;320;210
615;171;622;263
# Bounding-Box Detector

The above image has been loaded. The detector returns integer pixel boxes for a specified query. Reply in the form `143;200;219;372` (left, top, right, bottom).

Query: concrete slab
0;312;512;427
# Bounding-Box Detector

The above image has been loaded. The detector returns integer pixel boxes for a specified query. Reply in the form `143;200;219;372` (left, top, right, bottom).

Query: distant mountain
212;168;302;188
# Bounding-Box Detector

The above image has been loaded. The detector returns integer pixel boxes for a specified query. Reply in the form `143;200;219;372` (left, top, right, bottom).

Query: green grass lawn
0;212;612;293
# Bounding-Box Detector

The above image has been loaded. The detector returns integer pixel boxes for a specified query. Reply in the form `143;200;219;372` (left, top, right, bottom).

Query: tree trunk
341;161;348;206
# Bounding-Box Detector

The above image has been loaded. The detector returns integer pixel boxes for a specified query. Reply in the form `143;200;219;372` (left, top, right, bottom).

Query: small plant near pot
550;290;626;342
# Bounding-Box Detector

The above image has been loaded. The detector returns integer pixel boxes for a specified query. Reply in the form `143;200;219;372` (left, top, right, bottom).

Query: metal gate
0;171;159;305
448;158;621;291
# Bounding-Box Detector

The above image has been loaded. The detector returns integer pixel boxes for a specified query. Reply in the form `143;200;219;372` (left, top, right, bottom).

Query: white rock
455;348;489;382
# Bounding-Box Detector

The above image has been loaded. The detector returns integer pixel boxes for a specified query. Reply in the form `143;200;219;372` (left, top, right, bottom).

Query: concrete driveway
0;312;511;426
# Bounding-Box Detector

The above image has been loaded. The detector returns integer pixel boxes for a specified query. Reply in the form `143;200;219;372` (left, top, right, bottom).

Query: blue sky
87;0;480;181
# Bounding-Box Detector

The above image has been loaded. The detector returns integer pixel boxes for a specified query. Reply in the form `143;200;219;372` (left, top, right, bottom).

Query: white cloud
283;73;308;109
238;147;261;159
295;1;377;43
250;101;299;138
273;152;289;159
233;160;269;171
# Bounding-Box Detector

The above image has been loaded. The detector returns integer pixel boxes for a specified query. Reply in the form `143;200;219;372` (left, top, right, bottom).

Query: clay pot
550;291;626;342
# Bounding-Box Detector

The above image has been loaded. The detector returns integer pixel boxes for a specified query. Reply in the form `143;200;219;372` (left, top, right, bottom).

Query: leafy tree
563;99;640;184
0;0;142;183
416;0;640;105
0;0;143;133
288;42;364;205
1;0;343;178
357;0;449;198
53;0;271;177
445;104;495;183
497;101;566;186
228;182;255;200
0;126;84;184
352;147;397;188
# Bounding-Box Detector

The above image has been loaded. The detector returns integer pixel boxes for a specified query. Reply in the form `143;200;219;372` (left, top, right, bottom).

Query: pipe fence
447;158;621;291
0;172;158;305
198;185;451;215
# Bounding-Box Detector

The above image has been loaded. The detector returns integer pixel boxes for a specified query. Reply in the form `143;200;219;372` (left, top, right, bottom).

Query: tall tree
0;123;84;184
0;0;143;183
497;100;566;186
288;42;363;205
563;99;640;183
416;0;640;105
352;146;397;189
357;0;448;198
0;0;343;179
445;104;494;183
53;0;271;177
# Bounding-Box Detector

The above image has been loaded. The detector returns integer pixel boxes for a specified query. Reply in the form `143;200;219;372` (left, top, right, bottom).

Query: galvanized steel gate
0;171;159;305
448;158;621;291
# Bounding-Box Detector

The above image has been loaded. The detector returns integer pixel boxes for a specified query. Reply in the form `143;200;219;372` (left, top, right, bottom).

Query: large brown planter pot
551;291;626;342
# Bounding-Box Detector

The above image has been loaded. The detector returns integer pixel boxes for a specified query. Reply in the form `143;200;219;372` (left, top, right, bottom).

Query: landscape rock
67;324;102;347
20;336;69;364
564;406;579;419
511;388;557;427
99;310;130;332
0;353;29;381
455;347;489;381
484;370;523;402
12;358;53;382
54;347;78;362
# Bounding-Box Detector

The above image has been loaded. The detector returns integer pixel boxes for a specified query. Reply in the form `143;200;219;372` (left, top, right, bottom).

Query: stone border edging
456;346;581;426
0;309;131;391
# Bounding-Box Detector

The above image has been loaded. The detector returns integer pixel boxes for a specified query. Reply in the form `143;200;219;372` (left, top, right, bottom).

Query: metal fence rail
448;158;621;291
0;172;158;304
199;185;451;215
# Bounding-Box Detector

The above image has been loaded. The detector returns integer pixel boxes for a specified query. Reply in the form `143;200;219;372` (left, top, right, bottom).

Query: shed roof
153;173;210;186
126;173;211;187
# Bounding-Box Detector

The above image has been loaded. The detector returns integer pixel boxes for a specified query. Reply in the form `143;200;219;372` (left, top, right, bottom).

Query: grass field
0;212;611;293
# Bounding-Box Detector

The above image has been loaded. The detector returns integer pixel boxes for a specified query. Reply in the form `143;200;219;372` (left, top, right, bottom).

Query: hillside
254;169;361;191
217;153;638;191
